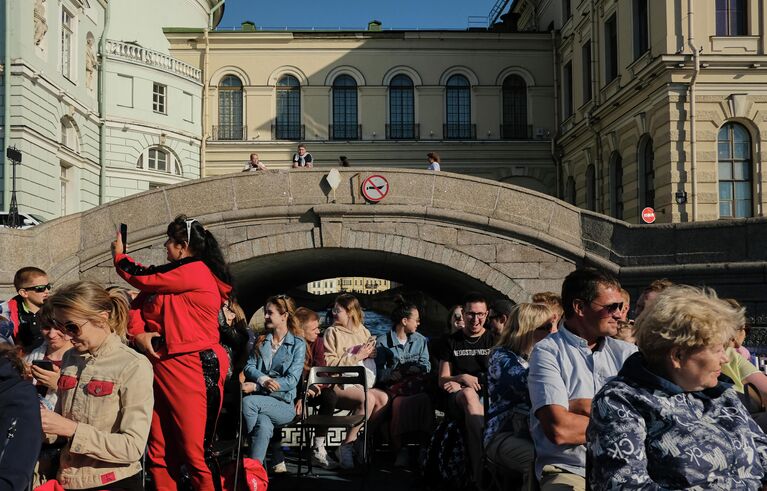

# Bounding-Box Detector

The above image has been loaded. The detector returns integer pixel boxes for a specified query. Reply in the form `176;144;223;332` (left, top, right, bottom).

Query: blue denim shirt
587;352;767;490
375;331;430;384
244;332;306;404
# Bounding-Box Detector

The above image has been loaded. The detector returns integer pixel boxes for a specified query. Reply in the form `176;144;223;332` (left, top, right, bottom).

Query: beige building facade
165;28;557;192
513;0;767;223
307;277;393;296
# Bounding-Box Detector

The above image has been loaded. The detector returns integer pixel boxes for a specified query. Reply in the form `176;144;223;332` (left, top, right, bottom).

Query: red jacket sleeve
125;293;148;339
114;253;201;294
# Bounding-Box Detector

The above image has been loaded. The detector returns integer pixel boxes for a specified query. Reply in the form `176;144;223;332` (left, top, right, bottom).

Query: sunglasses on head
51;318;90;336
22;283;52;293
184;218;197;245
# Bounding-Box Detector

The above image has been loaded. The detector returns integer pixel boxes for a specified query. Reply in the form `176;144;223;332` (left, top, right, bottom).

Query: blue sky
218;0;501;30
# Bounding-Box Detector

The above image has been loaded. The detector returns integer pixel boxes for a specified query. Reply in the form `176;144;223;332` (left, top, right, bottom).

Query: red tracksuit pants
147;345;229;491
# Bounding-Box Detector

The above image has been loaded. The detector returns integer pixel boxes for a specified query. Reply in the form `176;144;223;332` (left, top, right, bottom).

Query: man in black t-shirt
438;293;493;485
291;144;313;168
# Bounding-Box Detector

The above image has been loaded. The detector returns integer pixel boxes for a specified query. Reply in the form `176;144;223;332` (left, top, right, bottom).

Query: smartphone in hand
120;223;128;253
32;360;54;371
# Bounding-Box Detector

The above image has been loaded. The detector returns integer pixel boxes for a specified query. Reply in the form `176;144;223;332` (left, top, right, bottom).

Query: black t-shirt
439;329;494;377
292;152;313;166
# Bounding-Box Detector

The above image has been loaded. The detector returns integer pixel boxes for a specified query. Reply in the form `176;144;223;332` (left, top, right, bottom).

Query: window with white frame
153;83;167;114
136;147;182;176
718;122;753;218
60;117;79;152
60;8;74;79
60;163;72;216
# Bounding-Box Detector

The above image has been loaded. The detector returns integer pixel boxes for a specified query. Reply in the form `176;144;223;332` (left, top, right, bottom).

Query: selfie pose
113;216;233;491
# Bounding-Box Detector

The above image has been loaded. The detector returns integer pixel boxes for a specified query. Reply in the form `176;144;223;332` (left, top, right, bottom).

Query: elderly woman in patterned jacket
587;285;767;490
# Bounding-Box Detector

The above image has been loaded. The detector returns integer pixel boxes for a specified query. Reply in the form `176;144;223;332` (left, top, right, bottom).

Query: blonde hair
40;281;130;339
635;285;743;367
228;299;247;324
495;303;552;357
531;291;563;317
335;293;364;328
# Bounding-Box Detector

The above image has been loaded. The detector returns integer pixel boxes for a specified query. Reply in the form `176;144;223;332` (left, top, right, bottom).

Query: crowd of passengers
1;215;767;491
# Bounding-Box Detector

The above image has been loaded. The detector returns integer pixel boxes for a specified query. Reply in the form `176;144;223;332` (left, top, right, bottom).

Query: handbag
386;372;429;397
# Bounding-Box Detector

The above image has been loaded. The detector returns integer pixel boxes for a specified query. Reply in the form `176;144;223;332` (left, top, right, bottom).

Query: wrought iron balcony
386;123;419;140
271;123;305;141
443;123;476;140
329;124;361;141
212;125;247;141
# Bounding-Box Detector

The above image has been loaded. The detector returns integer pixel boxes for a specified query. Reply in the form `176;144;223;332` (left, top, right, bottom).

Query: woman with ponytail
38;281;153;490
112;215;233;491
241;295;306;467
375;296;432;467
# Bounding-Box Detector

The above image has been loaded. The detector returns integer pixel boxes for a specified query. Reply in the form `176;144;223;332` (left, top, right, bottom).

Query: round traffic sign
641;207;656;224
361;174;390;203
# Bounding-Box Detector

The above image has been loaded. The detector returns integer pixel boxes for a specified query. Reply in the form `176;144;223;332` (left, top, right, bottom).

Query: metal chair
296;365;369;474
209;386;245;490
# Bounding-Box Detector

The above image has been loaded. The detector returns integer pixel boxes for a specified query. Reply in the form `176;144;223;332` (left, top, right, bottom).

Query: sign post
361;174;390;203
5;147;22;228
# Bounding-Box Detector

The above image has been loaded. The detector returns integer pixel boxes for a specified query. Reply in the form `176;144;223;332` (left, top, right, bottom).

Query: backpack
220;458;269;491
421;419;471;490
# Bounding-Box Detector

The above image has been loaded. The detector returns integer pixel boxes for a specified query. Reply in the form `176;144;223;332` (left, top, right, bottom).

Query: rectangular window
116;75;134;107
153;83;167;114
563;61;573;118
716;0;747;36
604;14;618;83
582;41;592;103
148;148;167;172
182;92;194;122
563;0;572;21
60;9;74;79
60;164;70;216
633;0;649;59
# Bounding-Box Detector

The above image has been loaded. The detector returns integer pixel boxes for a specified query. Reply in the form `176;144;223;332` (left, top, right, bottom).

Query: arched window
218;75;243;140
718;122;753;218
637;135;655;210
609;152;624;219
585;164;596;211
565;176;577;205
275;75;301;140
502;75;528;139
60;117;79;153
445;74;473;139
332;75;359;140
388;74;415;139
136;146;182;176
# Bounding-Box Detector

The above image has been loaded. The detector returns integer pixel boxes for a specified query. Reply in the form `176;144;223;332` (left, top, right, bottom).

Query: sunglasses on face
22;283;52;293
51;318;90;336
588;300;624;314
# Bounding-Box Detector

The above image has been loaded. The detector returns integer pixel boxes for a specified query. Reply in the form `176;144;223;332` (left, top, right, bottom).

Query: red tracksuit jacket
114;254;232;355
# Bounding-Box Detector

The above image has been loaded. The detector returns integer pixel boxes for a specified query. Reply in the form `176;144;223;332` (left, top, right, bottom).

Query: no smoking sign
361;174;390;203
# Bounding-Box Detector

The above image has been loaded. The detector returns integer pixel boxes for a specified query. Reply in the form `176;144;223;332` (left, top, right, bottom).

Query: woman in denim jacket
588;286;767;490
242;295;305;467
375;297;431;467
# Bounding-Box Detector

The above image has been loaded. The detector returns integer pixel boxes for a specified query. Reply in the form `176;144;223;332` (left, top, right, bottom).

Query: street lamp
5;146;21;228
675;191;688;205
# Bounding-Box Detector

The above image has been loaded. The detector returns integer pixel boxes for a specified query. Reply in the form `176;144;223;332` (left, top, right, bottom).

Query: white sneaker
335;442;355;469
311;446;338;469
271;461;287;474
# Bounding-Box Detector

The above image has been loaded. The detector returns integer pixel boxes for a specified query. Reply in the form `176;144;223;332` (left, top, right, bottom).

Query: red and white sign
641;207;656;224
361;174;390;203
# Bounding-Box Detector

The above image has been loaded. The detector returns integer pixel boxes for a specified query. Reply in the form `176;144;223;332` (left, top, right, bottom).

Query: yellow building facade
513;0;767;223
307;277;392;296
165;27;557;192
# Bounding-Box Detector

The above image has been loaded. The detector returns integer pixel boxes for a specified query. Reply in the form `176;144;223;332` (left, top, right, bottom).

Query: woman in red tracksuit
112;215;233;491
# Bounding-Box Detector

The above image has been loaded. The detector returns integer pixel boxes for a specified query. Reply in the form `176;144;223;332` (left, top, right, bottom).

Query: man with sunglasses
527;268;637;491
0;266;50;353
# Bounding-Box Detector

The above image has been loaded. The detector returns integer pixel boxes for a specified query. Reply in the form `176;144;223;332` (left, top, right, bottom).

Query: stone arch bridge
1;169;766;323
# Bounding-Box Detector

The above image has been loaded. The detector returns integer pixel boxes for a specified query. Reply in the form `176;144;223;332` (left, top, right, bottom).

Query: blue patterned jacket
587;352;767;490
484;347;530;447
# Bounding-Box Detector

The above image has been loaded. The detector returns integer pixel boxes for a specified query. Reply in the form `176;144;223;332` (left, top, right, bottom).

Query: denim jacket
244;332;306;404
375;331;430;384
587;352;767;490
